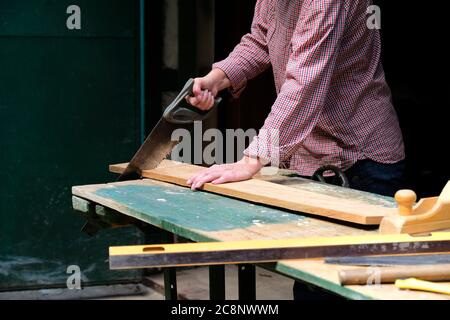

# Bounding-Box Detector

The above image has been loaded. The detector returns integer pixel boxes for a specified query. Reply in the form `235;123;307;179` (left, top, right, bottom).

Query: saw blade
118;118;189;181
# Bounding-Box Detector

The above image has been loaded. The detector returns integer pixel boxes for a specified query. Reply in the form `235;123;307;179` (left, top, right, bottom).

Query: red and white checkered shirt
213;0;405;176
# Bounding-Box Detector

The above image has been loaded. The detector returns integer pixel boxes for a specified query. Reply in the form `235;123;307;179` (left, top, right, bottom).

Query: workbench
72;173;450;300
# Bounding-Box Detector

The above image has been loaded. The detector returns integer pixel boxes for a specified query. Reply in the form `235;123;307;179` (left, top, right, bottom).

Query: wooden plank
108;232;450;269
110;232;450;256
338;264;450;285
111;162;396;208
109;160;396;225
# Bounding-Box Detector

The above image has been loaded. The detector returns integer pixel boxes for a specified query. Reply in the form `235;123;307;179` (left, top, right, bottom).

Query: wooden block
379;181;450;234
110;160;395;225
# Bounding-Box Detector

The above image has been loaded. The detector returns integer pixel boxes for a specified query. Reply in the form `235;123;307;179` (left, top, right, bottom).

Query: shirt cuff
212;58;248;98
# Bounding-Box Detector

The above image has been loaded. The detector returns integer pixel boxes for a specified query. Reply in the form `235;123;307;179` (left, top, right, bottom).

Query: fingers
187;78;215;111
188;90;214;111
186;168;209;186
207;91;214;108
186;161;258;190
189;169;234;189
187;166;225;190
211;175;231;185
191;173;218;190
186;168;209;189
187;172;220;190
192;79;202;96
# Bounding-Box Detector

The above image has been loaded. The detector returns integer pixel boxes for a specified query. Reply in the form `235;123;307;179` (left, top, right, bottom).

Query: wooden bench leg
209;265;226;300
238;264;256;300
164;268;178;300
162;231;178;300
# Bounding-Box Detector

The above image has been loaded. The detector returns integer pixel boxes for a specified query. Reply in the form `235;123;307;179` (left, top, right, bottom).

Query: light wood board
110;160;396;225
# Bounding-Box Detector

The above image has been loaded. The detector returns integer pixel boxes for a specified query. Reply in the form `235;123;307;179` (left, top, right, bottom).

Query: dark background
0;0;143;290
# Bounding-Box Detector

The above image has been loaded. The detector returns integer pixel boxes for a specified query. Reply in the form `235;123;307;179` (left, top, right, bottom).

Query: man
186;0;406;299
187;0;405;195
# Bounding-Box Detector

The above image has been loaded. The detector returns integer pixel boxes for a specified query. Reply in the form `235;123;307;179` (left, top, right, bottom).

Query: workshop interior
1;0;450;301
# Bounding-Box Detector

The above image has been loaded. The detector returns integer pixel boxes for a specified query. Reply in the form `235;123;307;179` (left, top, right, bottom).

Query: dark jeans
293;158;406;300
344;159;407;197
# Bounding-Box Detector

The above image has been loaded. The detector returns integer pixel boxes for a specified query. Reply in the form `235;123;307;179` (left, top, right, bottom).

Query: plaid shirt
213;0;405;176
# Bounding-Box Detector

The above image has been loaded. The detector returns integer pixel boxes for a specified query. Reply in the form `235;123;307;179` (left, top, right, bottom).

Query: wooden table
72;177;450;300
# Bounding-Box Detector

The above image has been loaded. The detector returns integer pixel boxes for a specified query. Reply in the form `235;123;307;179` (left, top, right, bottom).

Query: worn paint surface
264;176;397;208
95;184;305;232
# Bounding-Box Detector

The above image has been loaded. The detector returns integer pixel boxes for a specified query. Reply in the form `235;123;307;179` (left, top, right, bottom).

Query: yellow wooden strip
395;278;450;295
109;231;450;256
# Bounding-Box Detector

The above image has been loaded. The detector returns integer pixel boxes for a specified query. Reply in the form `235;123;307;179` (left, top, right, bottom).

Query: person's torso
264;0;405;175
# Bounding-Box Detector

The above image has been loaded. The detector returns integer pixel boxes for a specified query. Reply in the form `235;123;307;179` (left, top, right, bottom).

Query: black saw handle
163;78;222;124
312;165;350;188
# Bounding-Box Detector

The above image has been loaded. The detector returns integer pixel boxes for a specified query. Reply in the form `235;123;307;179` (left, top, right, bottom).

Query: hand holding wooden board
110;160;395;225
111;160;450;232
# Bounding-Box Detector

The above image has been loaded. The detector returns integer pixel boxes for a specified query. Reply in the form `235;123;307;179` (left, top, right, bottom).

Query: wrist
238;156;264;172
210;68;231;91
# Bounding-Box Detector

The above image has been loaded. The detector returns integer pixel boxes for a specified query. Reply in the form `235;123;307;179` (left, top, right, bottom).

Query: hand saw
118;78;221;181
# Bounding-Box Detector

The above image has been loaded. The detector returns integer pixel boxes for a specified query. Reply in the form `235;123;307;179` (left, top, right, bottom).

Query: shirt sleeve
244;0;347;165
212;0;273;98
